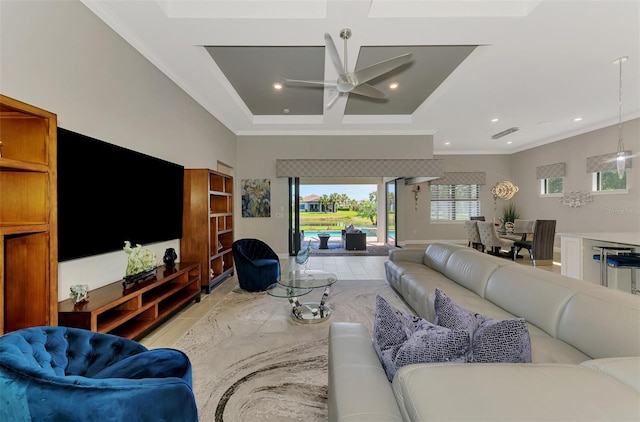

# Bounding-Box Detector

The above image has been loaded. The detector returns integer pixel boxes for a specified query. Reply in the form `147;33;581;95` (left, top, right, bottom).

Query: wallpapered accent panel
275;159;444;178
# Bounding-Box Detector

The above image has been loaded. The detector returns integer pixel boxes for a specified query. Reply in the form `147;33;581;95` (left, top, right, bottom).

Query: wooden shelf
58;263;201;340
1;95;58;335
181;169;234;293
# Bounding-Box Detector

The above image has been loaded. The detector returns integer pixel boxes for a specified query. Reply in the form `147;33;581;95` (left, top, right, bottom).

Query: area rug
172;279;409;422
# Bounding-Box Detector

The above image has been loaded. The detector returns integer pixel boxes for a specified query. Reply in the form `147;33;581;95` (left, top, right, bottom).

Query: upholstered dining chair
232;238;281;292
513;220;556;265
501;219;535;242
464;220;484;251
470;216;486;221
477;221;514;257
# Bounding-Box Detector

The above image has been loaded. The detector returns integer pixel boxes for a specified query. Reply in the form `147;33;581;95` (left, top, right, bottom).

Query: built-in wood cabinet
58;263;200;340
0;94;58;334
181;169;234;293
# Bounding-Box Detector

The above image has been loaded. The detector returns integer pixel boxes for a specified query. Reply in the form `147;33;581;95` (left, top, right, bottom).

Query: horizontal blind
430;184;481;221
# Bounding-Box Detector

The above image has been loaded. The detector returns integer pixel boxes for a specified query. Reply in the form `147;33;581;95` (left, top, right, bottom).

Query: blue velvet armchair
232;238;281;292
0;326;197;422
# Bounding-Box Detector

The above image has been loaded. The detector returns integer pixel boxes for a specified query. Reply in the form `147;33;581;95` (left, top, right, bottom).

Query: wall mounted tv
57;128;184;262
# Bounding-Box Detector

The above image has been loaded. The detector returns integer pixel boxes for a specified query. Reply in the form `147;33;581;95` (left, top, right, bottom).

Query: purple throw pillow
433;289;532;363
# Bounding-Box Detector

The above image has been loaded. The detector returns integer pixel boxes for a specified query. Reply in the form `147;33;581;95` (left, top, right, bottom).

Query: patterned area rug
172;279;409;422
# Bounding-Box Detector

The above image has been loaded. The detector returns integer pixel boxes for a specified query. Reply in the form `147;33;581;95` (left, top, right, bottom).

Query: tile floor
140;249;561;349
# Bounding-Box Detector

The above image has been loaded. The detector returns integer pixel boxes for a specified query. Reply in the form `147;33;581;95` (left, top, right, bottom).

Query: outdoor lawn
300;210;372;232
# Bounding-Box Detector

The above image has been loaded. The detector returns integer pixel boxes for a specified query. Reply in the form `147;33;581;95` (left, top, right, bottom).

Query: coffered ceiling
82;0;640;154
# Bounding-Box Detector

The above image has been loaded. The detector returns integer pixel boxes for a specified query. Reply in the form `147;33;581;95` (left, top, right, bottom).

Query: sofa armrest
328;323;402;422
388;248;425;264
580;357;640;392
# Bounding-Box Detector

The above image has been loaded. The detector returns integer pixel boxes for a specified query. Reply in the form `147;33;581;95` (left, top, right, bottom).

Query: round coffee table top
277;269;338;289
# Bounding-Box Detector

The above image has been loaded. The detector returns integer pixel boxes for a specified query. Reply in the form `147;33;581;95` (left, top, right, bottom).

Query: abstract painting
241;179;271;217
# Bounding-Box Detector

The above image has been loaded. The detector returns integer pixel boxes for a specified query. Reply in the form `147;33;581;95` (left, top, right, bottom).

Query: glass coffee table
268;269;338;323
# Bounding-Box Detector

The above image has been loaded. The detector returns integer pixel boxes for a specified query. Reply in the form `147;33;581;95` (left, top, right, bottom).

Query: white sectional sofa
328;243;640;421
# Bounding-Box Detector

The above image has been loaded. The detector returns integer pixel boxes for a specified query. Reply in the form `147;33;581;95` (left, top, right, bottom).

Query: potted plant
501;201;520;225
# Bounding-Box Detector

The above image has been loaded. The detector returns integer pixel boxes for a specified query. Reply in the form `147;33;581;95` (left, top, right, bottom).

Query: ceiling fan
283;28;413;108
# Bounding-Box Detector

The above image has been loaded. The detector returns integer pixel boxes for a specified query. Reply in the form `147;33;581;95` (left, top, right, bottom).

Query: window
540;177;563;196
431;184;481;221
592;170;627;192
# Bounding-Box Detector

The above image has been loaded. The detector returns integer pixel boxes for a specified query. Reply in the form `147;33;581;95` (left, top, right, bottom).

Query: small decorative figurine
70;284;89;304
163;248;177;267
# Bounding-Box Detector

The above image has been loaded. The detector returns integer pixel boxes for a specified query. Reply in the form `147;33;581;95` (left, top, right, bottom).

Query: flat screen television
57;128;184;261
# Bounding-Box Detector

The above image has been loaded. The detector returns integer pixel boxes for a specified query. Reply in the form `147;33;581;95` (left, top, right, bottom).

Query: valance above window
429;172;486;185
586;151;633;173
275;159;443;178
536;162;566;179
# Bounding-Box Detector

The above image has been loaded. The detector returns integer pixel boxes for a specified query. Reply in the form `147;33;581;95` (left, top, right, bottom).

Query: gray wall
3;1;637;300
1;1;236;299
510;119;640;234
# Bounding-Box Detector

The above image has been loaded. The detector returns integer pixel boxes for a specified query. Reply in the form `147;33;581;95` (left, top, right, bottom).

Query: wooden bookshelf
181;169;234;293
58;263;200;340
0;94;58;334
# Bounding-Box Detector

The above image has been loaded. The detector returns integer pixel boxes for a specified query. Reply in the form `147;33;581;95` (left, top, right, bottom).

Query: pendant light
614;56;627;179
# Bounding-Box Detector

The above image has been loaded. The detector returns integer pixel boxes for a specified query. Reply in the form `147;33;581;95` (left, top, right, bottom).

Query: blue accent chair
232;238;281;292
0;326;197;422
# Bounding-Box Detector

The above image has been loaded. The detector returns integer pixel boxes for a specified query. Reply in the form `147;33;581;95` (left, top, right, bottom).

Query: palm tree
319;194;330;212
329;193;340;212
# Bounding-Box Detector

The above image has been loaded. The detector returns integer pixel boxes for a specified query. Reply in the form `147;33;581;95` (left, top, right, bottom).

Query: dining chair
477;221;514;257
513;220;556;265
464;220;484;251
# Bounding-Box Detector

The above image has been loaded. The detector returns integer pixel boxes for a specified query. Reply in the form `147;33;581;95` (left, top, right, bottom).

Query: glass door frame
385;179;397;247
288;177;302;255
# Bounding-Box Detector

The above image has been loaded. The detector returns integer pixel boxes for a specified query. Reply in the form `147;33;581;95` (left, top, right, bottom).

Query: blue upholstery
0;326;197;422
232;238;281;292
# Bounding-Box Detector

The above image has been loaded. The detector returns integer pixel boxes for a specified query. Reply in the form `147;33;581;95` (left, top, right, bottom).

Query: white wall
235;135;433;254
1;1;236;300
511;119;640;234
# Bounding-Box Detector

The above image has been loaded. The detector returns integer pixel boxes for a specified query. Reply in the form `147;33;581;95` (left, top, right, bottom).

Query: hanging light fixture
491;180;519;201
614;56;628;179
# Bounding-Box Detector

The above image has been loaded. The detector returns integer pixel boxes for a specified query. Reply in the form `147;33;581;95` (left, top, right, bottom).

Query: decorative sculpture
123;241;157;287
69;284;89;304
295;239;313;270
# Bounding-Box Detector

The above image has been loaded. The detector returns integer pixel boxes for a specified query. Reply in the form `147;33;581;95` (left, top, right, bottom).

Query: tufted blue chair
0;326;197;422
232;238;281;292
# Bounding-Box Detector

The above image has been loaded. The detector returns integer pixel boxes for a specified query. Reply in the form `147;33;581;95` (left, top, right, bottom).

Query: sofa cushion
422;243;467;273
443;249;513;298
434;289;532;363
372;295;468;381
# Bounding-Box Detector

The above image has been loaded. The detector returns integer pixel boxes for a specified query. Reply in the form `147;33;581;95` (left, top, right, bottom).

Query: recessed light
491;118;499;122
507;141;513;145
444;141;451;145
273;83;283;90
389;82;399;90
573;117;582;122
283;108;290;114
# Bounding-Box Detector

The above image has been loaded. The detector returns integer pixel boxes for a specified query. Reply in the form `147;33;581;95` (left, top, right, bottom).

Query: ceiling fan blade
350;83;388;99
351;52;413;85
324;33;346;76
282;78;337;87
326;91;341;108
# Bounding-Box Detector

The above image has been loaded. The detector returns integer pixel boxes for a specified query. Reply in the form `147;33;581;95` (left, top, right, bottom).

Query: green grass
300;210;371;230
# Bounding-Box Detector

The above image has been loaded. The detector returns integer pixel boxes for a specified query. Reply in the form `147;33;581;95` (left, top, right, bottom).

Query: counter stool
604;253;640;295
592;246;633;287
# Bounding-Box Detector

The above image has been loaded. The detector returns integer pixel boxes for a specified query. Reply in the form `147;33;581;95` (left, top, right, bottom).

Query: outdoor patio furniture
342;230;366;251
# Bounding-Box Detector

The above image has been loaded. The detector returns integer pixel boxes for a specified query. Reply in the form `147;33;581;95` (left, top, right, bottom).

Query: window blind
430;184;481;221
586;151;633;173
536;162;566;179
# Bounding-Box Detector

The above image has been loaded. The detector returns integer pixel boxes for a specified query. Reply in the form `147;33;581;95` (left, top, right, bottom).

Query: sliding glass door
288;177;302;255
386;180;396;246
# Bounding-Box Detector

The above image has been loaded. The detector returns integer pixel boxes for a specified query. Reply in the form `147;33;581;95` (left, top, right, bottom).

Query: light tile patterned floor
140;251;560;349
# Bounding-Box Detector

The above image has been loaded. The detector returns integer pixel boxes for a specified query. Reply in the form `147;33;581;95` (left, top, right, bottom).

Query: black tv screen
57;128;184;261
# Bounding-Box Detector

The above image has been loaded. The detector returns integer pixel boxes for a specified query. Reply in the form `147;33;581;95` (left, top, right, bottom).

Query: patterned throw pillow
433;289;532;363
372;295;470;381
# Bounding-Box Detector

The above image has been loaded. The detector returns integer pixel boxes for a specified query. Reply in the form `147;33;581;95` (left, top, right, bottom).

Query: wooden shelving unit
58;263;200;340
0;94;58;334
181;169;234;293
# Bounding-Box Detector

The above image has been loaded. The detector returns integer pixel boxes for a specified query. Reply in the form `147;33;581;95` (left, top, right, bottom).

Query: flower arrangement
501;201;520;224
123;241;156;277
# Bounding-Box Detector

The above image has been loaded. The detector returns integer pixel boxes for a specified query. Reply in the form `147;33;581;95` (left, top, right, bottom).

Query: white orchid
123;241;156;276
